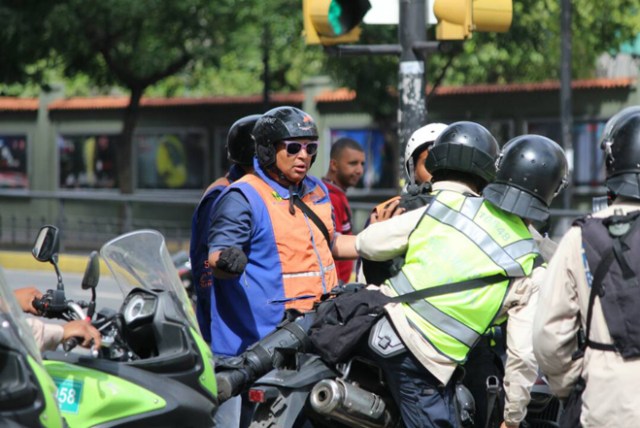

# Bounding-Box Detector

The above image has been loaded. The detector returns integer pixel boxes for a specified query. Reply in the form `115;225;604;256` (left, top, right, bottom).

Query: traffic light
303;0;371;45
433;0;512;40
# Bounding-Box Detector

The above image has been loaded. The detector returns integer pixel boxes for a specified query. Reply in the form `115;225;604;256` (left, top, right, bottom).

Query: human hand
217;247;248;275
500;421;519;428
370;198;404;224
14;287;43;315
62;320;102;349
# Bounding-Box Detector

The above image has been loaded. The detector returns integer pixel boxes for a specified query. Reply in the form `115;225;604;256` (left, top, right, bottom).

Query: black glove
217;247;248;275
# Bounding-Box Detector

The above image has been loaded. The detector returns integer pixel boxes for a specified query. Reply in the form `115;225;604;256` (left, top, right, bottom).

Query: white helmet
404;122;448;182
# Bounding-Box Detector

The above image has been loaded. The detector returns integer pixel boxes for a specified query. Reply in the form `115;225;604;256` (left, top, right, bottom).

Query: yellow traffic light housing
303;0;371;45
434;0;512;40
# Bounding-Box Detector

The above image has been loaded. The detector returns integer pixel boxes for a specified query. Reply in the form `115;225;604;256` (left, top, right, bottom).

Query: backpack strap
583;249;617;353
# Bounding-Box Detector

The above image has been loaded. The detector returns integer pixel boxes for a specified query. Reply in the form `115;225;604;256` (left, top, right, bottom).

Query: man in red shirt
323;138;365;283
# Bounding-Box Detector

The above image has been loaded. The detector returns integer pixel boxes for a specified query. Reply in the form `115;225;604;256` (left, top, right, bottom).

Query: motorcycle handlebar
214;313;315;402
216;369;251;403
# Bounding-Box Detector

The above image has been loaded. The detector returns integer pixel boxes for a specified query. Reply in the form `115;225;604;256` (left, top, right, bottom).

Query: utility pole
319;0;439;187
560;0;573;209
262;22;271;111
398;0;427;186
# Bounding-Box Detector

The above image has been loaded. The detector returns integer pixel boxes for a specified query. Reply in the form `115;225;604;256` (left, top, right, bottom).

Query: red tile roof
315;77;637;102
48;93;305;111
0;97;38;112
0;78;634;111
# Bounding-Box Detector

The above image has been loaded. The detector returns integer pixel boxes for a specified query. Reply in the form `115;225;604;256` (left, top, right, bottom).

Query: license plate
53;378;83;414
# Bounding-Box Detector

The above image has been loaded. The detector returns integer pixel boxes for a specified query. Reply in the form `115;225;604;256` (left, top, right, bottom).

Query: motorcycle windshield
100;229;199;332
0;266;42;362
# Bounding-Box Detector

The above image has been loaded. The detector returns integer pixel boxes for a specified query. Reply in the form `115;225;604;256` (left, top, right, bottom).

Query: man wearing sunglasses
206;106;357;359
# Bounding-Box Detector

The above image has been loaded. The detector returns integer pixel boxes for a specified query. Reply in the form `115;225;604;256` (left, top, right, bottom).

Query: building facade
0;76;637;248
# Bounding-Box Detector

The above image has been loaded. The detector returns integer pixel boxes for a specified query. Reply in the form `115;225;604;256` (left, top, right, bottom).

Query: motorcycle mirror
32;225;60;263
81;251;100;290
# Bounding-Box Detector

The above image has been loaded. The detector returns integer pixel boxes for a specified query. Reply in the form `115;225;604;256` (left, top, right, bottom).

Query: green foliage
148;0;324;97
322;25;398;120
324;0;640;121
0;1;59;89
45;0;239;90
1;0;638;106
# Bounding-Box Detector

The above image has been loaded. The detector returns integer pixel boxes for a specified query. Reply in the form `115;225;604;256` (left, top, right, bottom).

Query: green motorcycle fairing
43;360;165;427
190;326;217;397
27;356;64;428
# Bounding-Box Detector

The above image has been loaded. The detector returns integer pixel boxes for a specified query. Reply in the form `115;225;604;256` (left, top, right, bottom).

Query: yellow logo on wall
156;135;187;188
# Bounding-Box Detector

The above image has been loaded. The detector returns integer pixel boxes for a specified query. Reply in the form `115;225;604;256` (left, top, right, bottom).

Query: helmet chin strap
407;156;416;185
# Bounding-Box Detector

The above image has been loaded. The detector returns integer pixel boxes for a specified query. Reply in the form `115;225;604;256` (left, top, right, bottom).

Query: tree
323;0;640;123
0;1;59;92
146;0;325;101
45;0;241;194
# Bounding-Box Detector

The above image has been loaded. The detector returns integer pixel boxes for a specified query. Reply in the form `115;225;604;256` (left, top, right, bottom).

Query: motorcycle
29;225;218;427
0;265;65;428
216;306;561;428
215;310;407;428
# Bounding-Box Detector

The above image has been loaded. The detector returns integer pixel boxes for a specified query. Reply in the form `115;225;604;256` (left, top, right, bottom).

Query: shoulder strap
580;243;616;355
389;272;507;303
293;196;331;245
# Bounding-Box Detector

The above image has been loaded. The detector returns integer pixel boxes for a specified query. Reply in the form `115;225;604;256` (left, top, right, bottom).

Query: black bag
308;288;391;364
559;377;585;428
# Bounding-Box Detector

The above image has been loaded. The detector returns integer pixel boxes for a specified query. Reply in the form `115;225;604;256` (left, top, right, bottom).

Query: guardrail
0;189;590;251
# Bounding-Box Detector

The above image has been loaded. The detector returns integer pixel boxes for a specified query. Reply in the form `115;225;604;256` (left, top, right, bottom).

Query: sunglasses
281;140;319;156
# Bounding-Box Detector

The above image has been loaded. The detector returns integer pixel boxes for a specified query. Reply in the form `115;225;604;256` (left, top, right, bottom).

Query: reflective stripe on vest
390;270;480;347
387;190;539;362
425;198;529;277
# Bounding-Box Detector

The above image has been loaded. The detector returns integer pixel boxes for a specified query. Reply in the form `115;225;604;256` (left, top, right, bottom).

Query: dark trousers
368;349;458;428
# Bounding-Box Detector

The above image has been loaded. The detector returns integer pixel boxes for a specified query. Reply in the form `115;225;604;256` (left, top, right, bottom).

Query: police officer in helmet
533;108;640;427
192;113;260;344
473;134;568;428
192;114;261;427
360;122;447;285
356;122;567;428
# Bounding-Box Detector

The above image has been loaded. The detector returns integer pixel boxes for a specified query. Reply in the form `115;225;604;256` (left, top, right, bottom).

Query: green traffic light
328;0;371;37
328;1;346;35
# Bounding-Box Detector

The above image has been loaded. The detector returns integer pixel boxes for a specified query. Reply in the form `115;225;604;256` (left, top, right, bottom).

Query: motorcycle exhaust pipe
310;379;393;428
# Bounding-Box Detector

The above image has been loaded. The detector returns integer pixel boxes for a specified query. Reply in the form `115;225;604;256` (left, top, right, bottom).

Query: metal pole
560;0;573;209
398;0;427;187
262;23;271;111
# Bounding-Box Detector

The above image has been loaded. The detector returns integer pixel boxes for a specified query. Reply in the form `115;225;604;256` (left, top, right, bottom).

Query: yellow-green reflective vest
386;190;539;363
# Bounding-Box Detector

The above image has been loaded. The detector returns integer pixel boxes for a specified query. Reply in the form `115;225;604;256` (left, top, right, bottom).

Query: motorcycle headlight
123;293;157;326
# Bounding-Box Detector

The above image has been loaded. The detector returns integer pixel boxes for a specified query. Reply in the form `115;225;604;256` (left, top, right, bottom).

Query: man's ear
329;158;338;172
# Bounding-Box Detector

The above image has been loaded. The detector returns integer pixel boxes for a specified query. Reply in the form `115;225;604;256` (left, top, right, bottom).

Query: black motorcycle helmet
603;111;640;200
226;114;261;166
252;106;319;169
484;135;568;222
425;121;500;189
599;105;640;149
